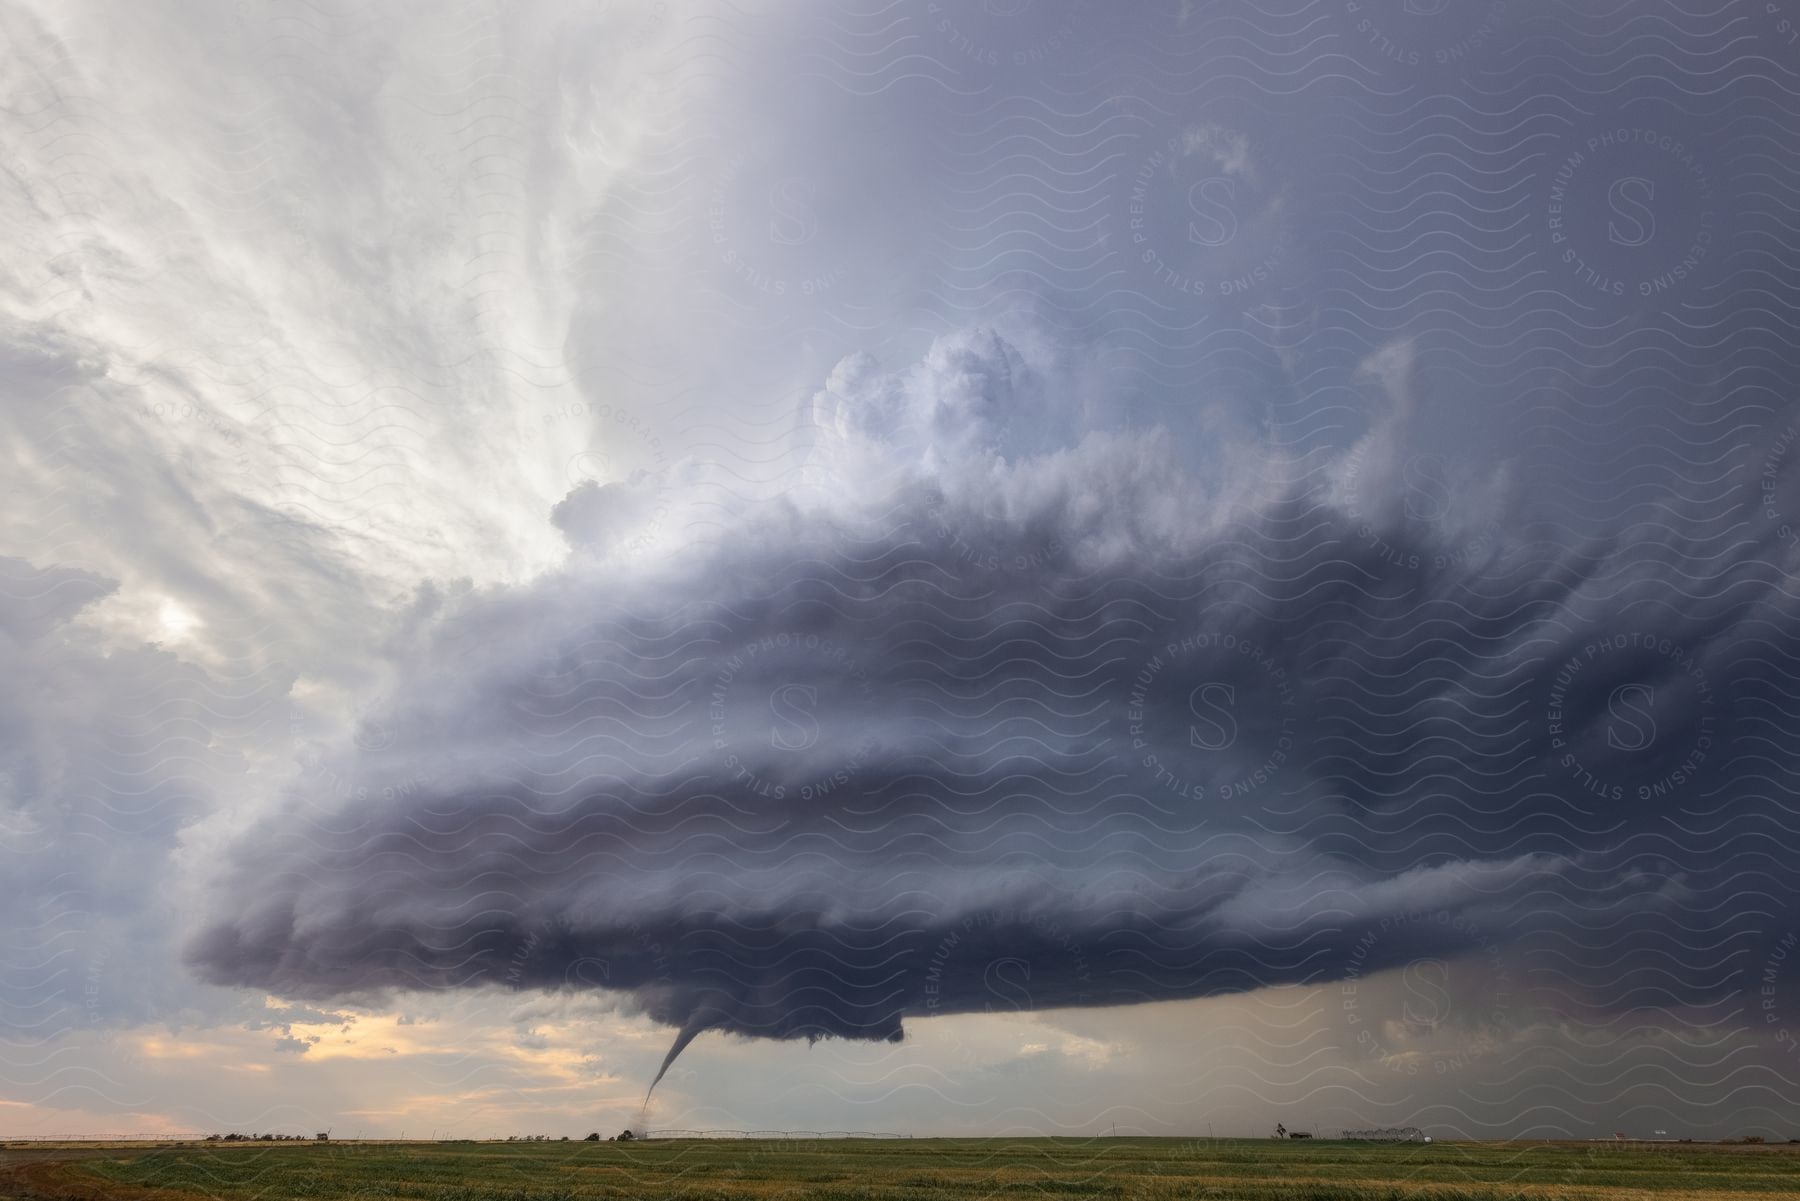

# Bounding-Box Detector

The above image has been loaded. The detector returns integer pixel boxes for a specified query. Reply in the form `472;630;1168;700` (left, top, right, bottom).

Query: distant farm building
1344;1127;1425;1142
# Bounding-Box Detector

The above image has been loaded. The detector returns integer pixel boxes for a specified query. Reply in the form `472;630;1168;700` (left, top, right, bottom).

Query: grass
7;1137;1800;1201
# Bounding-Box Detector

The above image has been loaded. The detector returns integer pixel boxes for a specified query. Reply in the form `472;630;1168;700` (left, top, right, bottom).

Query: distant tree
584;1133;600;1141
617;1129;636;1142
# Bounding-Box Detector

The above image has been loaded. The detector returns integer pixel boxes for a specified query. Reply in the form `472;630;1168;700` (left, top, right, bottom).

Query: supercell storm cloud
188;326;1799;1080
8;0;1800;1140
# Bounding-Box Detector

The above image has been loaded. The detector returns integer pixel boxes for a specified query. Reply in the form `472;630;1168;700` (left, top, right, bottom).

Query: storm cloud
188;327;1798;1074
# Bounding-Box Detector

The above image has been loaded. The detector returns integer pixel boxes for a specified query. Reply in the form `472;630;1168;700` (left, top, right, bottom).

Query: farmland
5;1136;1799;1201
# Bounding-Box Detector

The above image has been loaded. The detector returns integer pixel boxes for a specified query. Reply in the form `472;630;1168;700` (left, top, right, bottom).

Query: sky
5;0;1800;1143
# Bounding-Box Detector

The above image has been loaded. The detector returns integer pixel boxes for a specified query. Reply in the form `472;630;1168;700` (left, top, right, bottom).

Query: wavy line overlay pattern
4;0;1800;1152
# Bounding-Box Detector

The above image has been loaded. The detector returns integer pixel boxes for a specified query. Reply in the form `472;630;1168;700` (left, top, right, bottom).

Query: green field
6;1137;1799;1201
